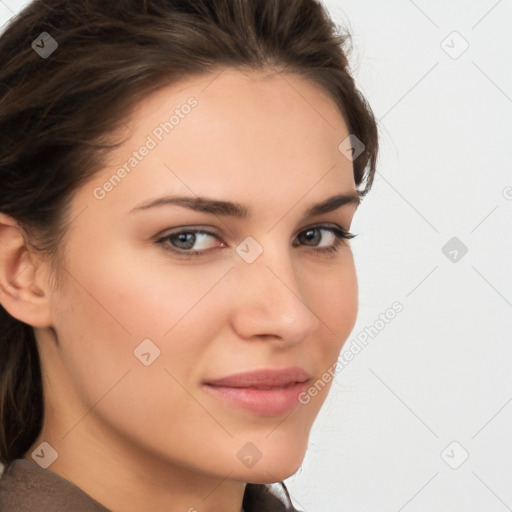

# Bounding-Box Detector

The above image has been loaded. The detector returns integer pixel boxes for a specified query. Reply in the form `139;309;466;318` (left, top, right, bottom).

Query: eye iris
300;228;321;246
175;232;196;249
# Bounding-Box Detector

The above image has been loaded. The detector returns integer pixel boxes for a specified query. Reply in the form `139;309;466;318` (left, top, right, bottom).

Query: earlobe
0;213;53;328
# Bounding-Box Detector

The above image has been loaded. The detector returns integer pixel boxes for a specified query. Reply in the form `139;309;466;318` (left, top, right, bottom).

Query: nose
228;244;321;347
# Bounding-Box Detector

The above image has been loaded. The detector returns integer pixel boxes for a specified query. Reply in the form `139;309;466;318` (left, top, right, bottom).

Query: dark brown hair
0;0;378;509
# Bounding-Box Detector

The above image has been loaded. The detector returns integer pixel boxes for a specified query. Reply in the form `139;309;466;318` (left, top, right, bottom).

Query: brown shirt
0;459;285;511
0;459;110;512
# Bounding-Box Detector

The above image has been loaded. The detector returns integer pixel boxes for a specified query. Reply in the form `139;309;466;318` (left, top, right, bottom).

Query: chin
237;448;306;484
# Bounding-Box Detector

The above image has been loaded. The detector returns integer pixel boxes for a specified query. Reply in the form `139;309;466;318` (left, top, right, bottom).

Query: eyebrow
129;191;360;218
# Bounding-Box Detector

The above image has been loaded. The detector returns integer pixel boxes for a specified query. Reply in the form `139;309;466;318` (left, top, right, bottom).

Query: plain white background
1;1;511;511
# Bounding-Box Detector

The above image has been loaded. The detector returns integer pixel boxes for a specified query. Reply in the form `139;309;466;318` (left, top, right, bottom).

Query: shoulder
0;459;110;512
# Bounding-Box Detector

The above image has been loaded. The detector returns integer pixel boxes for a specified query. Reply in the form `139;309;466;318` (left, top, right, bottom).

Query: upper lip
204;367;311;389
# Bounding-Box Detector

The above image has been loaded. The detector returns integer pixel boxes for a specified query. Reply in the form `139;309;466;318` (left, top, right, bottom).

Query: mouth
202;367;311;417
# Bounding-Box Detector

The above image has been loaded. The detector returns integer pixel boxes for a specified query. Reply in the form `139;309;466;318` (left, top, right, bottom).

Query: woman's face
34;69;359;484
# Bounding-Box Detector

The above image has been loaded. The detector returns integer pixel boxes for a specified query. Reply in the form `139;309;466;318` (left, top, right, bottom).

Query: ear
0;213;53;328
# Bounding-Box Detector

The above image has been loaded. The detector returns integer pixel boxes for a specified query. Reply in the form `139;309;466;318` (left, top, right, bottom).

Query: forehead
79;68;355;216
124;67;347;131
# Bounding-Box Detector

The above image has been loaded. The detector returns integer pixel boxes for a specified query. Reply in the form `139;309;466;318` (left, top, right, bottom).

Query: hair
0;0;378;509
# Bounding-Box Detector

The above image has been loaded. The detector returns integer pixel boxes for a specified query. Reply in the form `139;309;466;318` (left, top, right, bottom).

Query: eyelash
155;224;356;259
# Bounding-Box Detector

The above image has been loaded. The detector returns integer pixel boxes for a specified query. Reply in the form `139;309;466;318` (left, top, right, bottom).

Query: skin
0;68;359;512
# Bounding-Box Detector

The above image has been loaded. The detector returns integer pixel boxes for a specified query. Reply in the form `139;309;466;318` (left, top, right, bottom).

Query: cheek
315;251;358;353
50;244;232;457
289;255;357;423
58;232;230;333
52;240;226;396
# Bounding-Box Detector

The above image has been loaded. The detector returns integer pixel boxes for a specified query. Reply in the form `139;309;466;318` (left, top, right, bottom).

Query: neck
24;418;246;512
24;328;247;512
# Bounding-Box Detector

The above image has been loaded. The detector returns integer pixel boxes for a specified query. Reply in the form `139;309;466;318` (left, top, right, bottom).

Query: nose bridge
229;236;320;343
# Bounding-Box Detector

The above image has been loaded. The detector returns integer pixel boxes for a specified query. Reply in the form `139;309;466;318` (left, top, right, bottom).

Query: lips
203;367;311;416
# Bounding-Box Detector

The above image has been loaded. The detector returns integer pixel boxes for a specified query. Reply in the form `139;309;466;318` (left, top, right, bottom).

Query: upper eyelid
155;225;221;242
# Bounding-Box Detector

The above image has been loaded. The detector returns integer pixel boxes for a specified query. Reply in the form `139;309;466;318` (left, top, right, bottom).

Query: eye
155;224;356;258
293;225;356;255
156;228;222;257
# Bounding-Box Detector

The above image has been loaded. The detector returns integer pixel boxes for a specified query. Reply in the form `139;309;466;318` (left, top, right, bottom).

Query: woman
0;0;378;510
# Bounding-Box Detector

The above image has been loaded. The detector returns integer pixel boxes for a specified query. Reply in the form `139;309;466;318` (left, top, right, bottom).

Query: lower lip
203;381;308;416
